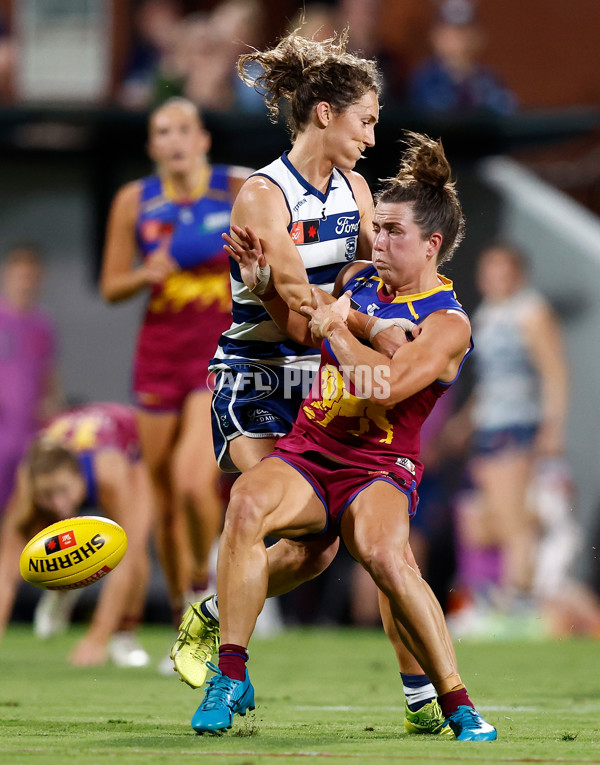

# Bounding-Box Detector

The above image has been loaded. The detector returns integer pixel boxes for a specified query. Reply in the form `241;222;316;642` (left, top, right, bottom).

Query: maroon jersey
276;268;472;488
43;403;140;461
133;168;235;410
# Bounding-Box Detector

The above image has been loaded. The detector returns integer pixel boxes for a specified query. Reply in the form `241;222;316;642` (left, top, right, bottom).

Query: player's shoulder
226;165;254;198
112;179;143;211
423;306;472;339
337;168;370;193
337;168;372;209
235;173;288;213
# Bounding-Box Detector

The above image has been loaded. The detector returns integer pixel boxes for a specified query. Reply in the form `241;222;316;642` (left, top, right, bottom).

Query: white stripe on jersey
210;152;360;370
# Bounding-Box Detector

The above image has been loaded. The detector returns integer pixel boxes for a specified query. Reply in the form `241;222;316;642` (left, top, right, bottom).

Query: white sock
403;681;437;709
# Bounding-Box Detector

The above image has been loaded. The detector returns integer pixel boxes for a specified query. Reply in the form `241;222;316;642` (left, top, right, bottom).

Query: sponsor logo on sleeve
290;220;320;244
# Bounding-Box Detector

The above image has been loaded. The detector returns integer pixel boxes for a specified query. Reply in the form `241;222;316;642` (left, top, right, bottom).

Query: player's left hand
303;289;351;340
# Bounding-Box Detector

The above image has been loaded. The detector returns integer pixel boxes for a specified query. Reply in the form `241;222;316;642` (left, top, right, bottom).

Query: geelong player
0;403;152;667
190;133;497;741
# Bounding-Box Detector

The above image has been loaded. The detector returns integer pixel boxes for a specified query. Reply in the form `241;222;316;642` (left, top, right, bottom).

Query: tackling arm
306;293;471;406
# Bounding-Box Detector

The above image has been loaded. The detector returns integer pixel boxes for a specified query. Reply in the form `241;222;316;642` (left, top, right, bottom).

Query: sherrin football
20;516;128;590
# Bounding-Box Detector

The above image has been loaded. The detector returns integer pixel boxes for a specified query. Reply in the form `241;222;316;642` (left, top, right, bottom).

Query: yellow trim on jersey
407;302;420;320
367;273;454;303
162;163;211;202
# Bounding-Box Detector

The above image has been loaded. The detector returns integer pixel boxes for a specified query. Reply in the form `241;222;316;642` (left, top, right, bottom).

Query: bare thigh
135;409;180;477
228;434;278;473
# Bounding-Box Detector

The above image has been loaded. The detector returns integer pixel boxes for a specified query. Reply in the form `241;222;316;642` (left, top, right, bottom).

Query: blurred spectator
408;0;517;115
0;246;61;516
0;11;15;103
119;0;266;112
290;1;407;104
210;0;266;112
118;0;184;109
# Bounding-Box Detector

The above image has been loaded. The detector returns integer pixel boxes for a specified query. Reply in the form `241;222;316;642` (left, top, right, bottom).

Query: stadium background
1;0;600;619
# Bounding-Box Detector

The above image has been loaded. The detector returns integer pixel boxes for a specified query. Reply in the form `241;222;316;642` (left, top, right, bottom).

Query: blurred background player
454;243;569;625
100;97;251;671
0;402;152;667
0;245;61;518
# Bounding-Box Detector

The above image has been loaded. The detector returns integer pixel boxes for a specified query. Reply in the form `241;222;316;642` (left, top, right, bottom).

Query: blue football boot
446;705;497;741
191;662;255;734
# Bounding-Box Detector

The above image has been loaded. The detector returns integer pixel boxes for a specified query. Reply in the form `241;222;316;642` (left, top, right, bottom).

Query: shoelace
199;662;239;710
175;605;217;651
450;705;481;726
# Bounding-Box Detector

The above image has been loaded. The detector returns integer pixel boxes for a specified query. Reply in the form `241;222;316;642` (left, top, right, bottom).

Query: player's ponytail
377;132;465;265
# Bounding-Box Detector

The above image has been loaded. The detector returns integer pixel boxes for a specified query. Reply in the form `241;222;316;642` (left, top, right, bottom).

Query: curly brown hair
238;27;381;139
376;132;465;266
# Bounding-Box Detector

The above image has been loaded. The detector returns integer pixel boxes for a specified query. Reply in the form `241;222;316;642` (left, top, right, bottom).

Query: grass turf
0;624;599;764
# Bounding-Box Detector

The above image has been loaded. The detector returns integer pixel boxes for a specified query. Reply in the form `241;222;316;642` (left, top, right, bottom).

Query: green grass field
0;624;599;764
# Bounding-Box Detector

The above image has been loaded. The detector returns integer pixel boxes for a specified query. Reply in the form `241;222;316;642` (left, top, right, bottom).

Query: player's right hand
141;242;178;284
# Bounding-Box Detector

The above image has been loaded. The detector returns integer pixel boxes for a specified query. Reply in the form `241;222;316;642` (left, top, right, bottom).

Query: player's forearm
259;292;315;346
273;277;316;315
326;324;393;402
100;268;149;303
0;537;25;637
541;372;569;434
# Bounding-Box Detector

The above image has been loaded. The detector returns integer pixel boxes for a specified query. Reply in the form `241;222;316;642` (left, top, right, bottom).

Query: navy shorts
210;363;315;472
472;424;538;456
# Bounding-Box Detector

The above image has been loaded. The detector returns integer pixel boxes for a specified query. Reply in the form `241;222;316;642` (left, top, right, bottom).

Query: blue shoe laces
450;705;482;726
199;662;240;711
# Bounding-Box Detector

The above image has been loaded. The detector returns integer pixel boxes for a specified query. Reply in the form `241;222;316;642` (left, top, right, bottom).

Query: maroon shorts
267;447;418;536
133;305;230;412
133;352;212;412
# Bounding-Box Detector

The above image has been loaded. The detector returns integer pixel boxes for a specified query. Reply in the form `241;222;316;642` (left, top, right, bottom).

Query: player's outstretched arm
0;478;34;641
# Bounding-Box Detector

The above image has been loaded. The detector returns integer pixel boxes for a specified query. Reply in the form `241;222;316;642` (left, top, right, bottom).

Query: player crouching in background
0;403;153;667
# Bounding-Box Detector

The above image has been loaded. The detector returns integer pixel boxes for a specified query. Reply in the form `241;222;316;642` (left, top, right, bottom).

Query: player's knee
225;483;270;542
359;541;411;595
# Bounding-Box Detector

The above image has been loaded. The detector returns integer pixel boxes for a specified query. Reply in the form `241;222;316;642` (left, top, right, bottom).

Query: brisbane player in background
100;98;251;668
0;403;152;667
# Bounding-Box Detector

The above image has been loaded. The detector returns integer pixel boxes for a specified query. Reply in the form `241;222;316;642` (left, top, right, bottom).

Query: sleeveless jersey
134;167;234;385
471;288;543;430
277;265;473;486
42;403;140;506
210;151;360;372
